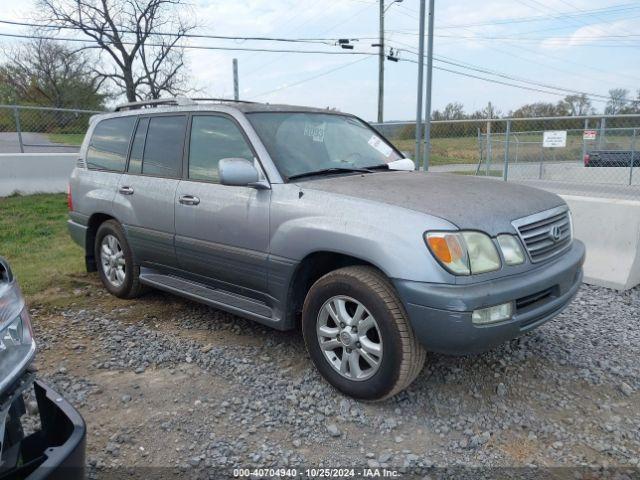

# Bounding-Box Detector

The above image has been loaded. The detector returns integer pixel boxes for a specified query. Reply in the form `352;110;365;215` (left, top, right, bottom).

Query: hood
299;171;565;235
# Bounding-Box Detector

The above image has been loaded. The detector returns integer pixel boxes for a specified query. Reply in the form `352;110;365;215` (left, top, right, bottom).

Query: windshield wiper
287;167;373;181
363;163;391;170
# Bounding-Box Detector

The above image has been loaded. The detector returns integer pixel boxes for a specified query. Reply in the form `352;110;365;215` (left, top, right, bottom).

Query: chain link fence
0;104;101;153
2;104;639;199
374;114;640;199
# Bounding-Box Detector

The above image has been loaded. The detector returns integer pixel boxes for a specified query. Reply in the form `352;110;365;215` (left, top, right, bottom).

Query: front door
174;114;270;295
113;114;188;269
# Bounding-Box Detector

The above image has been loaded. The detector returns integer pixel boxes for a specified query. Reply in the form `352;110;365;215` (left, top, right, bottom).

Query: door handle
119;186;134;195
179;195;200;206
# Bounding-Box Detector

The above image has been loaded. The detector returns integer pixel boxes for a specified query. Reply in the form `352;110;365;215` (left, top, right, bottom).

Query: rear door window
86;116;136;172
141;115;187;178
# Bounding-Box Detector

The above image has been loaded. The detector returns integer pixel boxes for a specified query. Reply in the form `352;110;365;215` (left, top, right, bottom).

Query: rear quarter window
86;116;137;172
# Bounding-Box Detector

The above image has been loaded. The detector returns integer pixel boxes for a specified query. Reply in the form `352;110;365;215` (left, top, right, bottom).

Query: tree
0;39;105;109
605;88;629;115
38;0;196;102
558;94;593;116
442;102;465;120
510;102;561;118
479;101;500;119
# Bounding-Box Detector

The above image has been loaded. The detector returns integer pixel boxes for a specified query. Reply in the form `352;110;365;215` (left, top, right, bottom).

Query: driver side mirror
219;158;269;189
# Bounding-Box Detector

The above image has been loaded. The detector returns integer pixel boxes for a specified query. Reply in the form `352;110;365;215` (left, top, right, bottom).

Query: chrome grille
513;207;572;263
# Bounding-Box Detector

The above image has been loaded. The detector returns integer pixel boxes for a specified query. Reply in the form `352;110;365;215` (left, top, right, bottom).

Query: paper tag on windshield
368;135;393;157
304;122;326;142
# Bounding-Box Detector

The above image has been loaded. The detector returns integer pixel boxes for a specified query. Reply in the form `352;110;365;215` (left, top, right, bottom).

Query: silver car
68;98;585;400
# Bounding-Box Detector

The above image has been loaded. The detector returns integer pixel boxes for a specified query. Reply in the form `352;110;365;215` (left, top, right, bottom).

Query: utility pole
423;0;435;171
377;0;385;123
233;58;239;101
414;0;426;168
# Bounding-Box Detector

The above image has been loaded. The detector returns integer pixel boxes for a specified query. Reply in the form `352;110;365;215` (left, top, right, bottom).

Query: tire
94;220;145;299
302;266;426;400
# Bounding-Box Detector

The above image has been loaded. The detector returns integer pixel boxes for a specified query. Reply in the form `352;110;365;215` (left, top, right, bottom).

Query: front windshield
247;112;402;179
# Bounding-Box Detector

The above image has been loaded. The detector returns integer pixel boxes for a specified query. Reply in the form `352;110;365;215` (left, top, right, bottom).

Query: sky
0;0;639;121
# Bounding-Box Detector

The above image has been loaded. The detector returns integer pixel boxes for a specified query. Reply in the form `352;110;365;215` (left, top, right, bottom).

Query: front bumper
0;373;86;480
394;240;586;355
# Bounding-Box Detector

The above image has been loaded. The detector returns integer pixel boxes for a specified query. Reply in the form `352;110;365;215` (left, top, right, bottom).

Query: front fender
269;185;456;283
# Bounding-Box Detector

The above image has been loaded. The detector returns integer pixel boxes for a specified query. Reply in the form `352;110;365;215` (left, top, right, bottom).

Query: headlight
425;231;501;275
497;234;525;265
0;308;36;392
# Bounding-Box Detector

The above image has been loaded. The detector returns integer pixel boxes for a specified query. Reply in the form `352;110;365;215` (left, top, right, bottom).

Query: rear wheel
94;220;144;299
302;266;425;400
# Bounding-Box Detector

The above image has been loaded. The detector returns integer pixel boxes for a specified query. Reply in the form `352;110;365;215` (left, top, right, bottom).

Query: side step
139;271;274;323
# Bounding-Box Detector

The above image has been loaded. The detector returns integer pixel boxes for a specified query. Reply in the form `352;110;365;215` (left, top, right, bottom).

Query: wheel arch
284;250;388;330
85;213;117;271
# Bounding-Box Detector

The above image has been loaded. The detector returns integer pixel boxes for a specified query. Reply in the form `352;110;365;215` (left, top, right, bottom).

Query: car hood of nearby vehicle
298;171;565;235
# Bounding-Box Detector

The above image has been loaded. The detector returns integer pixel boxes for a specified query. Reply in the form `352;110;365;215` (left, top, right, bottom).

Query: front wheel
302;266;425;400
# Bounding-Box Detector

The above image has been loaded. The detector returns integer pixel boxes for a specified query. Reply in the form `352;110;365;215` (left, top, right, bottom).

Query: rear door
73;116;137;219
113;114;188;269
174;113;270;294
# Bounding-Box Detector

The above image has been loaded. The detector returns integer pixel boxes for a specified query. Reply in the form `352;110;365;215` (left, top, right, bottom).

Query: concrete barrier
560;194;640;290
0;153;77;197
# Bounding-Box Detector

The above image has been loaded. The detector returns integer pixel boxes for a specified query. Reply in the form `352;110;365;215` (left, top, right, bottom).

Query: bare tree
37;0;196;102
558;94;593;116
442;102;465;120
0;39;106;108
605;88;629;115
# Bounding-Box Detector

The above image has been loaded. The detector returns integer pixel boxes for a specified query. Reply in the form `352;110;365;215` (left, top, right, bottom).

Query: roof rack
191;97;258;105
114;96;257;111
114;96;196;112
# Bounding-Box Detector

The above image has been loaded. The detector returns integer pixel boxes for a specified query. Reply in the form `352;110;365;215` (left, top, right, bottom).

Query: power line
399;57;607;103
250;56;372;98
0;18;355;45
391;42;610;101
387;35;636;92
0;31;379;55
433;2;639;29
242;2;374;79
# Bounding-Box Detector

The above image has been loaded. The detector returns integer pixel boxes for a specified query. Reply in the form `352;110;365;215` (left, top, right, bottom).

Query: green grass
391;137;481;166
0;194;84;295
46;133;85;146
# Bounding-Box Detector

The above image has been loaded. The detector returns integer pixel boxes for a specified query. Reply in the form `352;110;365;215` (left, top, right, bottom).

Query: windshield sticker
304;122;326;142
368;135;393;157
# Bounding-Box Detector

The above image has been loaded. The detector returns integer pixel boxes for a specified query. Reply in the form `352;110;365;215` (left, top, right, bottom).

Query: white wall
0;153;77;197
561;195;640;290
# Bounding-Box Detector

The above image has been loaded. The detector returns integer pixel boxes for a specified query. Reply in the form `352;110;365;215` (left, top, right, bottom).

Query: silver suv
68;98;585;400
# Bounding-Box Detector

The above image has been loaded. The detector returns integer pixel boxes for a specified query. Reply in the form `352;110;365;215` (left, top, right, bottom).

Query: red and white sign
583;130;597;140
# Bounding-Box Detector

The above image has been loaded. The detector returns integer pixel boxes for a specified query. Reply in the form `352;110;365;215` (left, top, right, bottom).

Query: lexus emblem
549;225;562;242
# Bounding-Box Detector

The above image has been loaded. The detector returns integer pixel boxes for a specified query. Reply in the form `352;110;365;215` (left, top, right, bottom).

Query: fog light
472;302;513;325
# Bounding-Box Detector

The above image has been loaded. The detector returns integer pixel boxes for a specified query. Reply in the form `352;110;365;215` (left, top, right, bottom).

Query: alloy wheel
316;295;383;381
100;234;126;288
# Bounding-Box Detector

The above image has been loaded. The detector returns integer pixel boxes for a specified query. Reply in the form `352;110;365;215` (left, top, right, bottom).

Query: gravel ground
26;280;640;479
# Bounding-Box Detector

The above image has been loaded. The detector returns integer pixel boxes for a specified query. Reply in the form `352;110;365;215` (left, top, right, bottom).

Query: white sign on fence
543;130;567;148
583;130;597;140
